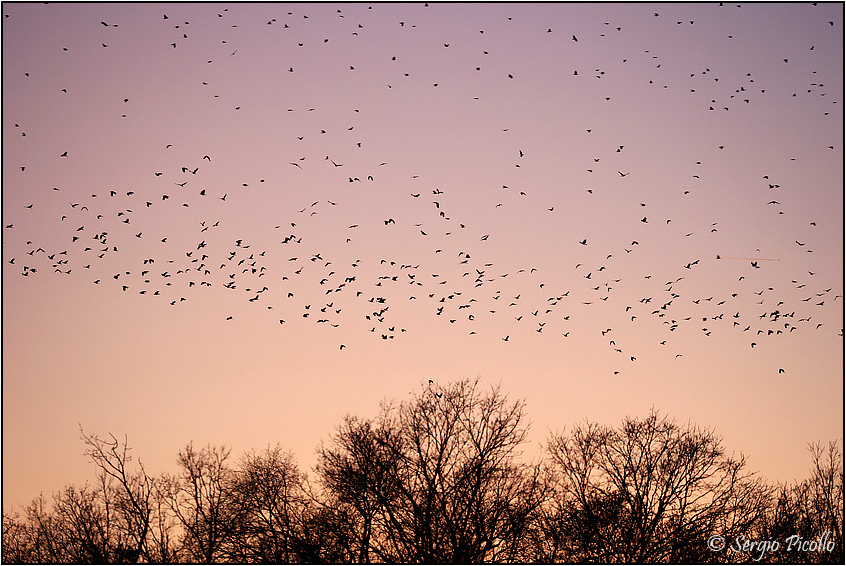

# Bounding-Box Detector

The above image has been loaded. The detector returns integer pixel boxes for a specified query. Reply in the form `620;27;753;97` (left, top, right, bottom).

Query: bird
0;4;832;403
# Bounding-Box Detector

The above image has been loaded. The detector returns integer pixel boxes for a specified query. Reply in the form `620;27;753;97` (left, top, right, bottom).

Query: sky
2;2;843;512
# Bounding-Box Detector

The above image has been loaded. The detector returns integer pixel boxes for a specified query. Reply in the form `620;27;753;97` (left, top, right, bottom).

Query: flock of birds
4;3;841;377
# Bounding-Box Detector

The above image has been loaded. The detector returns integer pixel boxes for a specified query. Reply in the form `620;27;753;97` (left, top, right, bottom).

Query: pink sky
3;2;843;512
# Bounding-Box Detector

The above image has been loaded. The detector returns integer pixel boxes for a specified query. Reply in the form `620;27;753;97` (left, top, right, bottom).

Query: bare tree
295;503;361;563
751;440;843;564
144;474;181;563
316;378;547;563
51;482;116;562
2;429;178;564
7;482;119;563
226;444;311;562
316;416;397;562
546;409;767;563
4;397;839;564
160;442;240;563
803;440;844;560
79;427;158;562
3;495;63;563
2;510;35;563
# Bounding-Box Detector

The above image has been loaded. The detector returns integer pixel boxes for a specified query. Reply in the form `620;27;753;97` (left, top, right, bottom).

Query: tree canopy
3;379;842;564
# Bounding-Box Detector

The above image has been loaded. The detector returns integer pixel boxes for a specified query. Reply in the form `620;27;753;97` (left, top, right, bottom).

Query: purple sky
3;2;843;512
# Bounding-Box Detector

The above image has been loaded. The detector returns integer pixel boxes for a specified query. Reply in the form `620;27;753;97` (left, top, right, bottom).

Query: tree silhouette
2;389;843;564
227;445;312;562
159;443;241;563
315;416;394;562
545;409;769;563
4;482;117;563
79;427;157;562
750;441;843;563
315;378;547;563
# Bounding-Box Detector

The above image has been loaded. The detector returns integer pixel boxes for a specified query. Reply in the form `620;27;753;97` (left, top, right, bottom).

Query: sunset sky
3;2;843;512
